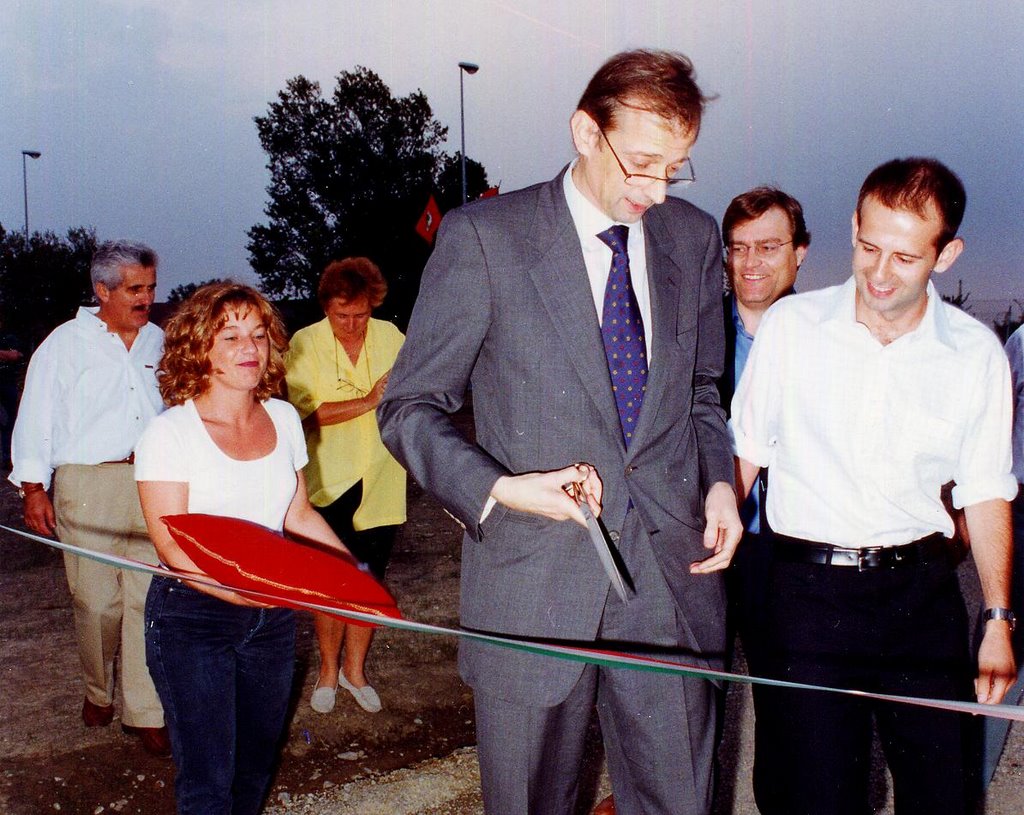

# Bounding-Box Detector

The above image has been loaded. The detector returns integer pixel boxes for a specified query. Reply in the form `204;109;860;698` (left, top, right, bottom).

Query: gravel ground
2;443;1022;814
266;556;1024;815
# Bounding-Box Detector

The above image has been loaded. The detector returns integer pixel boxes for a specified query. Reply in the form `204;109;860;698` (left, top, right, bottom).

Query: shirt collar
562;161;644;247
824;277;957;351
731;297;754;342
76;306;106;330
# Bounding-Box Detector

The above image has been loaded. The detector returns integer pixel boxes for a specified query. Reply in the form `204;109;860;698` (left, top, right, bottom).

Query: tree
167;278;224;304
248;68;490;327
0;225;96;346
940;279;972;314
994;301;1024;343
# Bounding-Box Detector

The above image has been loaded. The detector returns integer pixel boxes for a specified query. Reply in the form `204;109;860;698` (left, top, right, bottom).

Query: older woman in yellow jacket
285;257;406;714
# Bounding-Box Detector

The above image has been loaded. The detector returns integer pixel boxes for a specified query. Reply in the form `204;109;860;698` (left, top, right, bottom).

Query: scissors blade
578;501;631;604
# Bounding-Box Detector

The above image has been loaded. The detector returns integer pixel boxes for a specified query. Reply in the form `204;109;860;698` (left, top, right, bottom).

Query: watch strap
983;607;1017;631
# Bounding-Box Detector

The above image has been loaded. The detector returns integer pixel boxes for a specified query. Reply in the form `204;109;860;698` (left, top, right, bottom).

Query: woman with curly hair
135;282;348;814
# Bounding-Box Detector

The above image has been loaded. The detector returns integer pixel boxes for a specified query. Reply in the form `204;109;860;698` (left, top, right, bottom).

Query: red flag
480;186;500;199
415;195;442;244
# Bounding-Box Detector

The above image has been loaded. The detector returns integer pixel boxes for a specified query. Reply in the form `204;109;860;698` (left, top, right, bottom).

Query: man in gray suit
379;50;742;815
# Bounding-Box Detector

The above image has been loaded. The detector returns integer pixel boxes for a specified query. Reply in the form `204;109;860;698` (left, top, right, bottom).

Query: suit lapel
525;171;625;450
629;205;684;456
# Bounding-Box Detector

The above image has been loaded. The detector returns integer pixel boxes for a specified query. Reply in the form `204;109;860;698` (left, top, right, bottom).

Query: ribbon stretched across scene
4;521;1020;724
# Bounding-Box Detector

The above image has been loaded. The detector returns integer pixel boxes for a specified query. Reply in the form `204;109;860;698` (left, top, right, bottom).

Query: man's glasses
725;240;793;259
598;126;695;187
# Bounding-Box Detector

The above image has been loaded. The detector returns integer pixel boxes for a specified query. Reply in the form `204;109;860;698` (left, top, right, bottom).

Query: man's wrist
18;482;45;500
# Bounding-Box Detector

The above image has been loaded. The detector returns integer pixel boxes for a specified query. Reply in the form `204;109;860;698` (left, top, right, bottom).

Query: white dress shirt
481;168;657;523
10;307;164;490
731;278;1016;547
1007;324;1024;486
562;164;653;362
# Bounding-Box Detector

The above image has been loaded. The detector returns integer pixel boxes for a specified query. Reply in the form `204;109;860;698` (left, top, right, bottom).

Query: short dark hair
856;158;966;250
577;49;712;136
91;240;158;290
722;187;811;248
317;257;388;311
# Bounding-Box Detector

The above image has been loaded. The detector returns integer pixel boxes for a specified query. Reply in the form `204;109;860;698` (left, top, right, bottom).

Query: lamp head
458;62;479;75
22;150;42;159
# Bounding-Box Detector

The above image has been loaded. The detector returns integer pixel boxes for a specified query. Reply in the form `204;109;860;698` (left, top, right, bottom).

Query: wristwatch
17;483;44;500
983;607;1017;632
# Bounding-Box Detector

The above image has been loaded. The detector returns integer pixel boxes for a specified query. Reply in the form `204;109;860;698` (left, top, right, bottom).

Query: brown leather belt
99;454;135;465
773;532;958;570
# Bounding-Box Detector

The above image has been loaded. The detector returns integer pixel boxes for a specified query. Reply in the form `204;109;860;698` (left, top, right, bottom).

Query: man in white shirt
731;158;1017;815
11;240;169;757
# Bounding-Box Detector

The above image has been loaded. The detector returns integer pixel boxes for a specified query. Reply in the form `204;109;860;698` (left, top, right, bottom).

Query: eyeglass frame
597;126;696;187
724;240;794;260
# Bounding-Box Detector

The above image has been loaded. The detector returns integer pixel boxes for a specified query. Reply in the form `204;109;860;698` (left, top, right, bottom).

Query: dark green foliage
940;279;972;314
994;301;1024;343
167;278;224;304
247;67;489;329
0;224;97;347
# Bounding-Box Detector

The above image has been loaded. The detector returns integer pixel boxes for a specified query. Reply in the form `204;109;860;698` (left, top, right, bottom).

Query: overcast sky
4;1;1022;313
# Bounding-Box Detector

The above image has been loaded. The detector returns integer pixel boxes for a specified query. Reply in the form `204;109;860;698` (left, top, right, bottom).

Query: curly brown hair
158;282;289;405
317;257;388;310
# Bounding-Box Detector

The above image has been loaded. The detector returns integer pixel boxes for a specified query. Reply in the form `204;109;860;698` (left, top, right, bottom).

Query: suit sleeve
377;209;508;540
690;218;735;492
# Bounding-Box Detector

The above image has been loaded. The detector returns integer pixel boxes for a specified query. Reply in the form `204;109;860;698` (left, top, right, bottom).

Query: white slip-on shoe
338;674;382;713
310;684;337;714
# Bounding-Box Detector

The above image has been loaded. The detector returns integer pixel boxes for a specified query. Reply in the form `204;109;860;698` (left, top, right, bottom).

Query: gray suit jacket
378;168;733;705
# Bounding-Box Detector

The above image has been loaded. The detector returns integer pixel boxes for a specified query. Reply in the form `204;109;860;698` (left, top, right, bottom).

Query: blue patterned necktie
598;225;647;447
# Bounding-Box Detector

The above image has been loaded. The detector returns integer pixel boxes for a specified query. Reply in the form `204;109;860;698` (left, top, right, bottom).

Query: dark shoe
122;724;172;758
82;698;114;727
593;795;616;815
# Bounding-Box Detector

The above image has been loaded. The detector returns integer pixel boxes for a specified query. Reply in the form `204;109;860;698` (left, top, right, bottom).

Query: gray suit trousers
472;510;717;815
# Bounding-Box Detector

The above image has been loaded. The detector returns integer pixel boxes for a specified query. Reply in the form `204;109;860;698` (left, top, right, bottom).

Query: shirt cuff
952;474;1019;509
9;461;53;491
729;421;772;469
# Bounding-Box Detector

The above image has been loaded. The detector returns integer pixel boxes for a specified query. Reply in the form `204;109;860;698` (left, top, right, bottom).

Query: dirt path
0;471;477;815
2;457;1023;814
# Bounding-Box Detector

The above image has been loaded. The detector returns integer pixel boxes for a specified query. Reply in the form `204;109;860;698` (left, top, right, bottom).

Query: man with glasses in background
719;187;810;673
380;50;741;815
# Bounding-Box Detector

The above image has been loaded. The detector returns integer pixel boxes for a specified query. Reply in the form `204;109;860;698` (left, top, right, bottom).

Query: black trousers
752;552;979;815
315;480;397;582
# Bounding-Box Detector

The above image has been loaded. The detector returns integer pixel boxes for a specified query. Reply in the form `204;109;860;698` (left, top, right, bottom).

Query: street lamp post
21;150;42;241
458;61;479;206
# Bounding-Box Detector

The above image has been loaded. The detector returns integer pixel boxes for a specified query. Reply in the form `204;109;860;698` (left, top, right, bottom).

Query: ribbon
4;523;1022;723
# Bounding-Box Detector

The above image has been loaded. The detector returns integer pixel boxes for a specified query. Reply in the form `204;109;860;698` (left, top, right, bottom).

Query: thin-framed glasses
336;378;369;397
725;240;793;260
597;126;695;187
334;335;371;397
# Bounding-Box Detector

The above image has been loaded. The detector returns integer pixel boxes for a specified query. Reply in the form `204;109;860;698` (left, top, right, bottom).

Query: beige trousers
54;463;163;728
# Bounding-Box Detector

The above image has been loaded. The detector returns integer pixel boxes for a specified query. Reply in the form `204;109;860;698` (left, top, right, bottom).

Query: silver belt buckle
857;546;885;571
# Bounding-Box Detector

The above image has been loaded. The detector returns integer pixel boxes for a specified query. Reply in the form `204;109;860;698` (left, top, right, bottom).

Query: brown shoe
122;724;172;758
82;698;114;727
593;795;616;815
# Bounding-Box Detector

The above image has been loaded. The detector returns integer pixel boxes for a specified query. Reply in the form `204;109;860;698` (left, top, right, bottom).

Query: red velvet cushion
161;513;401;621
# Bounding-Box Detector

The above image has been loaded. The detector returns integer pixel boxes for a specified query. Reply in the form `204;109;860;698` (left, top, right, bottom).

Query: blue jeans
145;576;296;815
